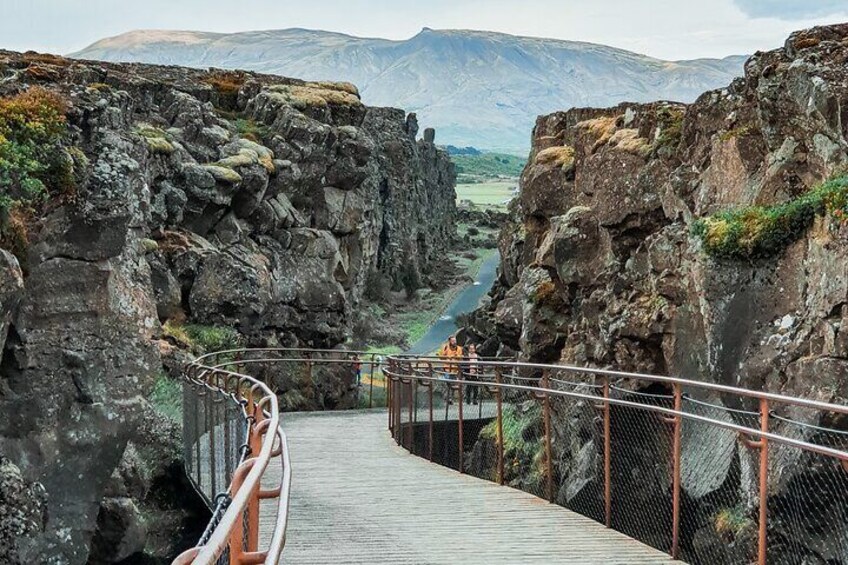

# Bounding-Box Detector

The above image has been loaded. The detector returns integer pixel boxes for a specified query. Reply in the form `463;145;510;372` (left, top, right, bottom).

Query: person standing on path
438;335;463;405
464;343;480;405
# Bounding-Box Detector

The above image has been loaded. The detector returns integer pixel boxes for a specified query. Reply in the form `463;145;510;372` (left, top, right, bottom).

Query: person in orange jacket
438;335;463;405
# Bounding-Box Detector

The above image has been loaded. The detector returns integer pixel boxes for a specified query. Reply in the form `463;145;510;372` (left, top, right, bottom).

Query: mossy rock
201;164;242;184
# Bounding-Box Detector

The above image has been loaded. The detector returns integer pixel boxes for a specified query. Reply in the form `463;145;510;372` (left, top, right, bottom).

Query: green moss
134;124;176;155
480;404;545;485
692;175;848;260
149;373;182;421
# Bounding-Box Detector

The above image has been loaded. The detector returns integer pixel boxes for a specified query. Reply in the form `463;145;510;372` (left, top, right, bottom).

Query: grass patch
451;152;525;182
691;175;848;260
162;321;242;354
149;373;182;421
234;118;271;143
456;180;516;208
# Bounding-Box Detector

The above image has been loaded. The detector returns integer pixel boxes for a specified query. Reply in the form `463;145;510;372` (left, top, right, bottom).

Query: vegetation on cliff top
0;87;83;262
692;175;848;260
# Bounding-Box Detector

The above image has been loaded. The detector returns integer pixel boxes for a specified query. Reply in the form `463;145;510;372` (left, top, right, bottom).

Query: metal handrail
173;361;291;565
176;348;847;565
382;367;848;461
384;355;848;565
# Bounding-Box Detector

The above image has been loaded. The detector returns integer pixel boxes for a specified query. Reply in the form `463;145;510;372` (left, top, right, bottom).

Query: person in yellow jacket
438;335;463;405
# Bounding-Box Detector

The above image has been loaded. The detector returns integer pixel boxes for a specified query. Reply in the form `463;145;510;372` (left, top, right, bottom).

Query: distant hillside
72;28;746;150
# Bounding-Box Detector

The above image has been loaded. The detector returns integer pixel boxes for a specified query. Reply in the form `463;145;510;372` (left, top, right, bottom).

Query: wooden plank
257;409;676;564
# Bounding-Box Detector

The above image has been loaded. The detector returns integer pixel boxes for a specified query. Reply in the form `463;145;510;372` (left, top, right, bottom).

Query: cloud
733;0;848;20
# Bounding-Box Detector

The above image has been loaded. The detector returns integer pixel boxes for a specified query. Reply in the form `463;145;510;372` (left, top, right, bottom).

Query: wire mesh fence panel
607;384;675;555
766;414;848;565
547;377;606;524
677;394;761;564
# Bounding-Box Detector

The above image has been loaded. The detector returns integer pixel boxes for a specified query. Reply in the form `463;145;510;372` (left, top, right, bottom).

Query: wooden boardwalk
262;409;675;564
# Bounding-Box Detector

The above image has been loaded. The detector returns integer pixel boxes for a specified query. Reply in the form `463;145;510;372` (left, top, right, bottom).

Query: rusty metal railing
173;357;291;565
385;357;848;565
174;347;395;564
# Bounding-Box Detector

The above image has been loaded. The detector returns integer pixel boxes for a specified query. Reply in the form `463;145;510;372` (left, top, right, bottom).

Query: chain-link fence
385;359;848;565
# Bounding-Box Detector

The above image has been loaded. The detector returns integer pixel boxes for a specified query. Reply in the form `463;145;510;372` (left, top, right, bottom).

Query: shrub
714;506;754;540
0;87;77;263
655;106;684;150
692;175;848;260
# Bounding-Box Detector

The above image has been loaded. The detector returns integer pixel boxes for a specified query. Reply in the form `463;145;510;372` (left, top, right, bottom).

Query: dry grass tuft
609;128;652;157
268;82;362;110
534;145;575;169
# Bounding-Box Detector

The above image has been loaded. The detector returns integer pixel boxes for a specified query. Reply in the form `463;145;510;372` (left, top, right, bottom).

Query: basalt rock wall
0;52;454;563
463;24;848;563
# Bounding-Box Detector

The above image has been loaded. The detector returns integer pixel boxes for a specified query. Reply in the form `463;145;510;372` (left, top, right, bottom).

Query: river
406;251;500;354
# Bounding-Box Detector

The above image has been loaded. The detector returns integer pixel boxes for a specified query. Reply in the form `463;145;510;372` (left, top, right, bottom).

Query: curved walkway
267;409;674;564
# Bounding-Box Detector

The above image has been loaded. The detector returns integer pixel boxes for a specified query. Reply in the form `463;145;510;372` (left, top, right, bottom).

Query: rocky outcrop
0;52;454;563
463;24;848;564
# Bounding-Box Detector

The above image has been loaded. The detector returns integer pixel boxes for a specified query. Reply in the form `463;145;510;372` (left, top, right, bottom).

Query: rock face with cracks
0;51;455;563
462;24;848;564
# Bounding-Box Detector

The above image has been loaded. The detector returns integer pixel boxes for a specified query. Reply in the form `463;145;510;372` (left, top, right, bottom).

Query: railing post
407;378;414;450
387;363;393;431
428;363;434;462
369;353;375;409
671;383;682;560
603;376;611;529
543;369;554;503
496;367;504;486
208;383;218;497
758;398;769;565
458;376;464;473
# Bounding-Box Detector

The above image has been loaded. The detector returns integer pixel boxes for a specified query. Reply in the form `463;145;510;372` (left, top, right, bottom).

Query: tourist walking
438;335;463;405
351;353;362;386
464;343;480;405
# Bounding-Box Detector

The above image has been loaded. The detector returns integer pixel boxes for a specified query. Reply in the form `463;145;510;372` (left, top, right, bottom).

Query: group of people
437;335;480;405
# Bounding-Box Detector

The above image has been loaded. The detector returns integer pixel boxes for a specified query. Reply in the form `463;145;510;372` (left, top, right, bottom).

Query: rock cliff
0;51;454;562
462;24;848;563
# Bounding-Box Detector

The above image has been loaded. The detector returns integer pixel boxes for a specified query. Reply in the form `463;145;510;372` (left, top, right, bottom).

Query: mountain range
72;28;747;151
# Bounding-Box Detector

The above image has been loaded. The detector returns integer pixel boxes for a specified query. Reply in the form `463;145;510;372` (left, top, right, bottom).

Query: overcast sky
2;0;847;60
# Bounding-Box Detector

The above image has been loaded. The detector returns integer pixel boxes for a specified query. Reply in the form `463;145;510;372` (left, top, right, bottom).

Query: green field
451;152;526;182
456;180;517;208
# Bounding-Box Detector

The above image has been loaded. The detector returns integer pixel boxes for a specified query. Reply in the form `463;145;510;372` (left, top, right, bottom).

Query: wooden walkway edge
263;409;676;564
